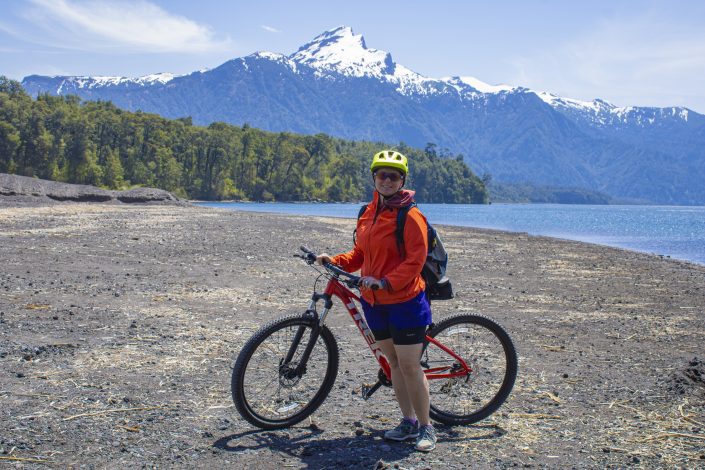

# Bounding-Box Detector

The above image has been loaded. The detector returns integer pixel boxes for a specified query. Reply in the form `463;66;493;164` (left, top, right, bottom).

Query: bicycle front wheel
231;313;339;429
424;314;517;425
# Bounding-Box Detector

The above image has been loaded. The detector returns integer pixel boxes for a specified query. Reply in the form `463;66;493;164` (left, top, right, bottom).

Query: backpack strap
353;204;369;246
356;202;417;253
395;202;417;253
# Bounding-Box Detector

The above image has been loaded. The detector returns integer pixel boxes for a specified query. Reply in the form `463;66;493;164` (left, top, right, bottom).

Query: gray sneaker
414;425;437;452
383;419;419;441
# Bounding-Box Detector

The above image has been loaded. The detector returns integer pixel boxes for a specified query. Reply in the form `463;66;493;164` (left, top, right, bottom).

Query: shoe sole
414;443;436;452
384;434;419;442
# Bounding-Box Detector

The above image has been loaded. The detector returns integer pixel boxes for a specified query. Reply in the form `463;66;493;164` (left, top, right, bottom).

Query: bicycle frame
310;274;472;386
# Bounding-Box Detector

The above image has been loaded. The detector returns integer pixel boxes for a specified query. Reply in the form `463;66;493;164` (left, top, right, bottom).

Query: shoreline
1;202;704;468
196;201;705;268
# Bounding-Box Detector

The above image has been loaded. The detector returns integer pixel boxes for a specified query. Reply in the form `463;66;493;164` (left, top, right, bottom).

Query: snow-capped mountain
51;72;179;93
290;27;395;78
21;26;705;204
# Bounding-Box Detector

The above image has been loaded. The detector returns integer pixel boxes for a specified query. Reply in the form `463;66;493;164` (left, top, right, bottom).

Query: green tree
0;78;489;204
103;148;125;189
76;145;103;186
0;122;20;172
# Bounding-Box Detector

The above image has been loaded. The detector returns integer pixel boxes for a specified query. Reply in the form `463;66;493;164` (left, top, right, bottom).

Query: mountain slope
21;26;705;204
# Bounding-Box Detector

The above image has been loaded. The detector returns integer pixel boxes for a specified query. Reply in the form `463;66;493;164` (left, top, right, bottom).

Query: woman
316;150;436;452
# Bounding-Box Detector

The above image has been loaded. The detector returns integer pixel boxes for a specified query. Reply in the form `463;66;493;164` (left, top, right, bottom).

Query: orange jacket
331;191;428;305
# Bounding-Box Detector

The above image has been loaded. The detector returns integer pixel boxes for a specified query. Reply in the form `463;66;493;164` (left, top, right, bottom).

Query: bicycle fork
282;294;331;379
285;288;395;400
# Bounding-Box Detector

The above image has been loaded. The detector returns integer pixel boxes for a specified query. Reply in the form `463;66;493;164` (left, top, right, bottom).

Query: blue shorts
360;291;432;345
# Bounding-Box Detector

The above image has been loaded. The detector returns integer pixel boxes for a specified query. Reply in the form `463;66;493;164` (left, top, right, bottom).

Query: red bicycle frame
316;275;472;383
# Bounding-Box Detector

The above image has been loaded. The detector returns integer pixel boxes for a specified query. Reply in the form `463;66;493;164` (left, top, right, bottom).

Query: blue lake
197;202;705;266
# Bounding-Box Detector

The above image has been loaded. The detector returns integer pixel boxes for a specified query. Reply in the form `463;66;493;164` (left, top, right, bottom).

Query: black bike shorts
371;325;428;345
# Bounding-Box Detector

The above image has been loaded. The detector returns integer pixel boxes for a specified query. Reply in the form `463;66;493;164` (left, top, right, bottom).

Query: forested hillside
0;77;487;203
21;25;705;204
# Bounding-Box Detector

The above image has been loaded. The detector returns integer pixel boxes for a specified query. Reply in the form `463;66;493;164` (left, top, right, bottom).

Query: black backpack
355;203;454;301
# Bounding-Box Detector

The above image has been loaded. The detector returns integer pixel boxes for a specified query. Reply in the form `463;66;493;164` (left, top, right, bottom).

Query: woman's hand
359;276;384;290
315;253;332;265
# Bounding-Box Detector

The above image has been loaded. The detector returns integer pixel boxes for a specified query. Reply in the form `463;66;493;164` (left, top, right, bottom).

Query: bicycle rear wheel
424;313;517;425
231;313;339;429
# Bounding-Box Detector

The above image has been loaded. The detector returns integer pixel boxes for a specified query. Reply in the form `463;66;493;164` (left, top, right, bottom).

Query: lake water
197;202;705;266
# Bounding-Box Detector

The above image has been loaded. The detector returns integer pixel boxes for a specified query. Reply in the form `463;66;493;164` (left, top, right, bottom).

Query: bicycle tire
231;313;339;429
424;313;517;425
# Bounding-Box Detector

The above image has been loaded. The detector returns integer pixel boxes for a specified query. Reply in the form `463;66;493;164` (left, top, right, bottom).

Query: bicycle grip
358;280;380;290
299;246;317;264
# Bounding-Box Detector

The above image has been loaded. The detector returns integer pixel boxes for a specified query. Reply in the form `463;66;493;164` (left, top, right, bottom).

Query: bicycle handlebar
297;246;378;290
298;245;318;264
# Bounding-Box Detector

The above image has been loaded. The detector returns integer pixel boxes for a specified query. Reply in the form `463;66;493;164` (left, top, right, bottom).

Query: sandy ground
1;201;704;469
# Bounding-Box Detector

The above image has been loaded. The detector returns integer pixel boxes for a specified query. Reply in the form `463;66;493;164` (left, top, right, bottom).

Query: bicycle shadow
213;423;505;468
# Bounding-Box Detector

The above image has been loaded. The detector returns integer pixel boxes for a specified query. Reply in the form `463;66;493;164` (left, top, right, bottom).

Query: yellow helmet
370;150;408;175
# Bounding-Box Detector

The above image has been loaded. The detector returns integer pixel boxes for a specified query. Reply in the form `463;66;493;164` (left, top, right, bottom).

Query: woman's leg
394;342;430;425
377;338;415;419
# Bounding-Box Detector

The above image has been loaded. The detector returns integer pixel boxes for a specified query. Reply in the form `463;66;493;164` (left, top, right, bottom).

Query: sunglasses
374;171;404;182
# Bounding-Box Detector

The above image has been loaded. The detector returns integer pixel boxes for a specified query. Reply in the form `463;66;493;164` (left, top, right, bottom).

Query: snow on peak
251;51;288;61
444;76;515;94
534;91;611;113
84;76;127;87
135;72;177;84
61;72;177;90
534;91;642;120
532;91;693;126
245;51;299;73
289;26;394;78
284;27;519;97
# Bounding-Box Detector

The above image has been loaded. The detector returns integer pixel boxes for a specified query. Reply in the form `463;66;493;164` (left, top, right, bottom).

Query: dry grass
1;203;704;468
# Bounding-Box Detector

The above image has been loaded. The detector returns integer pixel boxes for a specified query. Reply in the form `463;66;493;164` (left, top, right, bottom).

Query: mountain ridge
20;26;705;204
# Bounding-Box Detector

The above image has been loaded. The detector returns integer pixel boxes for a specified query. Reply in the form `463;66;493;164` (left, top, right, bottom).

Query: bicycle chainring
378;368;393;387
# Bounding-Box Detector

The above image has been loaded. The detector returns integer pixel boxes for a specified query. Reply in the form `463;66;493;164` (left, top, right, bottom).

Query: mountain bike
231;246;518;429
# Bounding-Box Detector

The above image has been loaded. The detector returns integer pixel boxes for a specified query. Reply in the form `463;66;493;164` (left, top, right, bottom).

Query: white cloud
261;25;281;33
20;0;232;53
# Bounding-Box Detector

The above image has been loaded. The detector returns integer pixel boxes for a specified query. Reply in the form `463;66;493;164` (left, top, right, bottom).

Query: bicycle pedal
361;381;382;400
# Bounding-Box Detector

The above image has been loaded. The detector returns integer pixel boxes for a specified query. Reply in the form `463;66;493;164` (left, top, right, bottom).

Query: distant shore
1;202;704;468
196;200;705;267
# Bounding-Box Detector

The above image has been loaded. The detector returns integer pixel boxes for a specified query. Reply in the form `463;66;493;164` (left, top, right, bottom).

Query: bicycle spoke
425;314;517;425
233;315;339;427
245;375;280;401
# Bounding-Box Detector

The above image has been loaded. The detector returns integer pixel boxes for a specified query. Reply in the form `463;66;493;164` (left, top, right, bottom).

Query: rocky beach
1;198;704;469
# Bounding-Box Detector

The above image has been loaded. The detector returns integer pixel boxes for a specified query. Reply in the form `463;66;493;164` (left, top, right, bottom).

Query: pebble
1;202;703;469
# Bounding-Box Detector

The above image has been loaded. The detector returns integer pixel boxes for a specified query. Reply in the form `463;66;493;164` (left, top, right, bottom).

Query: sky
1;0;705;113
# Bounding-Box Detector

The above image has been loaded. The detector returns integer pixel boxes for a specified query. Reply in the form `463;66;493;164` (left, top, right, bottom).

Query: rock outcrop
0;173;181;204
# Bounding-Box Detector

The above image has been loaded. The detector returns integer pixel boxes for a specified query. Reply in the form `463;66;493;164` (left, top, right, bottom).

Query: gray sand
1;202;703;468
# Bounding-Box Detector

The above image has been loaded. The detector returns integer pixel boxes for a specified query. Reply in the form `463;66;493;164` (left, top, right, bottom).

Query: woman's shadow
213;423;505;469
